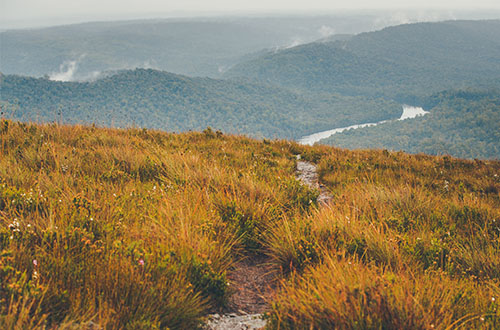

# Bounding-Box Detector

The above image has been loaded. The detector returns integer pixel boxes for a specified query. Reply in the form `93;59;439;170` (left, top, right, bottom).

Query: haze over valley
1;16;499;159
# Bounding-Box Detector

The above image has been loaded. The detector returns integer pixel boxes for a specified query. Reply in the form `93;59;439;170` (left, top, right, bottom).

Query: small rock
204;313;266;330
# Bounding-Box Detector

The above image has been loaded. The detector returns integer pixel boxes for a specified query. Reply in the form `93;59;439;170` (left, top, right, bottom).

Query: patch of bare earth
226;254;277;314
204;255;276;330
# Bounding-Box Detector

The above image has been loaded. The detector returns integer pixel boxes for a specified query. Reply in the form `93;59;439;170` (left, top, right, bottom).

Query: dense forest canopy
322;89;500;159
218;20;500;159
1;20;499;159
0;69;401;139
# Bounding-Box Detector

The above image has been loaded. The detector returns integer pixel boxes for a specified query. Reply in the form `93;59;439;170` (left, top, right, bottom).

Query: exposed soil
226;254;277;314
204;255;275;330
205;157;330;329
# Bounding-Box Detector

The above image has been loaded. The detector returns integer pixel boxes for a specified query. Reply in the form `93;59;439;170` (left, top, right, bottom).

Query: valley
298;104;428;145
1;10;500;329
2;19;499;159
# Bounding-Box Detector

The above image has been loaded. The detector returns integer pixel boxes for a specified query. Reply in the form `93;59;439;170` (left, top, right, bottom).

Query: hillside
0;15;383;80
1;121;499;328
0;69;401;139
322;89;500;159
225;20;500;100
3;20;499;159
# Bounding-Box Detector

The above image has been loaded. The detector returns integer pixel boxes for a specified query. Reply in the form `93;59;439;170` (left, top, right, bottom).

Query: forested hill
225;20;500;101
322;89;500;159
0;69;401;139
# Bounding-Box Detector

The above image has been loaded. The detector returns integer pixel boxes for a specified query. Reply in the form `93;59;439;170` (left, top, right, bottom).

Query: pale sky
2;0;500;29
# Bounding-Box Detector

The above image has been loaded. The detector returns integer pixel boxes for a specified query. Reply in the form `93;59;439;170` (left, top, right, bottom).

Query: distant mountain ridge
225;20;500;101
0;15;385;80
2;19;499;159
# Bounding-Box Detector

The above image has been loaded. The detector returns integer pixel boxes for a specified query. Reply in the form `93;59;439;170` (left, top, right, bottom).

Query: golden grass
1;120;499;329
268;147;500;329
0;121;316;329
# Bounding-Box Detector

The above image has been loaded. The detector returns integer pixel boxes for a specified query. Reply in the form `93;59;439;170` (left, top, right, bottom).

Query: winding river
298;105;428;146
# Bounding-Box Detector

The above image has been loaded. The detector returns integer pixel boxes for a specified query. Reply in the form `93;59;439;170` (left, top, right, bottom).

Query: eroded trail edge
204;157;329;330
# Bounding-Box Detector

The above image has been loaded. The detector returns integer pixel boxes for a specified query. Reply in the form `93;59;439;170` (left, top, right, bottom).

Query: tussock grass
1;120;499;329
269;255;498;329
0;121;316;329
268;147;500;329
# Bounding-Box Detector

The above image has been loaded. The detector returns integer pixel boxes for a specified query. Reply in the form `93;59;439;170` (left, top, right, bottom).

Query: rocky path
296;157;333;205
204;156;330;329
204;313;267;330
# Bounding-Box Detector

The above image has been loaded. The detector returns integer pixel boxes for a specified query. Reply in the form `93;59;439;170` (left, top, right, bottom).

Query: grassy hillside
1;121;499;329
322;89;500;159
270;146;500;328
0;69;401;139
225;20;500;100
0;120;318;328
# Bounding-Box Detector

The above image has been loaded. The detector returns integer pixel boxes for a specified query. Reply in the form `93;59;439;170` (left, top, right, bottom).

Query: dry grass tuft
1;121;499;329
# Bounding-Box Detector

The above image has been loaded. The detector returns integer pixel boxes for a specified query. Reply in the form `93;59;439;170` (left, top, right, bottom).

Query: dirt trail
204;156;329;329
226;255;277;314
204;255;277;330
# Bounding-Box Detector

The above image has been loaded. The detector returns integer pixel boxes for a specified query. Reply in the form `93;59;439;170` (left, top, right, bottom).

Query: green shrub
217;201;262;251
187;256;227;306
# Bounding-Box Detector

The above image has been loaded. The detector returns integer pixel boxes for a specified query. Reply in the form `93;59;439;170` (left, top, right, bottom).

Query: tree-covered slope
0;69;401;139
225;20;500;100
322;89;500;159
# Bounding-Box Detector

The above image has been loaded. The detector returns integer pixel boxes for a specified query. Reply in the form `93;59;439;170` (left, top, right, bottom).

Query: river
298;105;428;146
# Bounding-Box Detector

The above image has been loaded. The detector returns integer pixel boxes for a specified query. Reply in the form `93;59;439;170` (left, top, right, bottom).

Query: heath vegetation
1;120;499;329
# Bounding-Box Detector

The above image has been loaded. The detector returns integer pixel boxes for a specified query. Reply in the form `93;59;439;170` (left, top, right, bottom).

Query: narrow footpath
204;157;331;329
296;157;333;205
